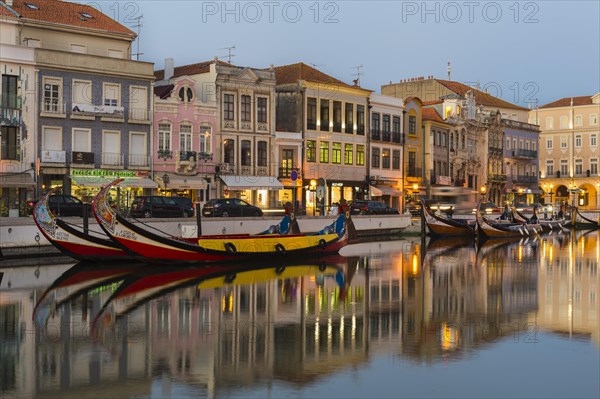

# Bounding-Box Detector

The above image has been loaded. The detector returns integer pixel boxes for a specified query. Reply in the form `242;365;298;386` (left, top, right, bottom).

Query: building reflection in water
0;233;598;398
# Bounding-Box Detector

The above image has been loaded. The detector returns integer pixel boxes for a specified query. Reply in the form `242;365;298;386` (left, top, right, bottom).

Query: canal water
1;232;599;399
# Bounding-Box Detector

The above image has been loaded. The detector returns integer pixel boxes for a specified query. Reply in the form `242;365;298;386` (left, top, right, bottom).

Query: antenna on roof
447;61;451;80
309;63;324;68
353;65;364;87
219;45;236;63
130;15;143;61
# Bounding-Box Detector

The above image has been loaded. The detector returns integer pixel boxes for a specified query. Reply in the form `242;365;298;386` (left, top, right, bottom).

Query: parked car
350;200;399;215
407;203;422;216
171;197;195;217
202;198;263;217
27;194;91;217
129;196;187;218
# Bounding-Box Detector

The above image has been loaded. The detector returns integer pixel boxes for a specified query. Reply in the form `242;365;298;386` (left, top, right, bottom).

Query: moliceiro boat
567;207;600;230
513;208;566;232
476;206;532;239
422;200;475;237
93;179;355;263
33;187;131;262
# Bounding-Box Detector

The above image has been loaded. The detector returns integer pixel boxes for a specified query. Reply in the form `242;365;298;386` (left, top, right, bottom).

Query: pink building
153;59;217;203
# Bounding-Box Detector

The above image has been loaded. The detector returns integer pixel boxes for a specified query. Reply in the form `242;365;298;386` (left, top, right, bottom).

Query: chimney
164;58;174;80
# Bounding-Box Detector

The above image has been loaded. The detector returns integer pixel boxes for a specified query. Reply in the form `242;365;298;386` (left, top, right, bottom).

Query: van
129;196;187;218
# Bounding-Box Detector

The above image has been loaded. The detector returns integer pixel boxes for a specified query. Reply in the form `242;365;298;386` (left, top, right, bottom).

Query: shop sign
331;182;343;187
70;169;147;178
72;151;94;164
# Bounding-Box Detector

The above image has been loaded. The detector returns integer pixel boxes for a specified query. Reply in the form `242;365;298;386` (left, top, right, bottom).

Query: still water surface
1;232;599;398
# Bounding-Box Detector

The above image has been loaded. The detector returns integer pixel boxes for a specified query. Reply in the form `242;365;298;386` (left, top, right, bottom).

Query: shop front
368;182;403;209
219;175;283;212
0;173;35;217
155;173;209;204
303;179;364;216
69;169;157;211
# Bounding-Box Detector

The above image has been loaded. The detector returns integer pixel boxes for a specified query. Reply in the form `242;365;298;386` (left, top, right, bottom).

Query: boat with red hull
33;187;131;262
93;179;355;263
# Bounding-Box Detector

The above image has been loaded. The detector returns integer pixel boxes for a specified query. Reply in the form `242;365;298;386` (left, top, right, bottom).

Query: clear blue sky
85;1;599;106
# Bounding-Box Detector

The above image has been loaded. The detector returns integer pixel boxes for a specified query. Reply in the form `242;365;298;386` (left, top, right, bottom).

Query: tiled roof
4;0;135;36
435;79;529;111
422;107;444;123
422;100;443;106
274;62;356;88
539;95;595;109
0;1;18;17
154;59;232;81
154;84;174;100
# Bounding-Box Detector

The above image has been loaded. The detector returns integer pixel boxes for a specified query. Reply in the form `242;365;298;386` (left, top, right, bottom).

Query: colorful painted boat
422;200;475;237
33;187;131;262
93;179;354;263
476;207;530;239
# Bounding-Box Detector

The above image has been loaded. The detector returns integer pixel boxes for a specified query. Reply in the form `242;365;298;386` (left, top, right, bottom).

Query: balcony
489;174;508;183
307;121;317;131
101;152;124;167
41;99;66;116
157;149;173;160
512;149;538;159
198;152;213;161
357;125;365;135
345;124;353;134
278;167;299;178
0;93;21;109
514;175;538;184
128;107;150;123
179;151;197;162
129;153;150;167
382;130;391;142
333;122;342;133
371;128;381;141
392;133;401;143
71;151;94;165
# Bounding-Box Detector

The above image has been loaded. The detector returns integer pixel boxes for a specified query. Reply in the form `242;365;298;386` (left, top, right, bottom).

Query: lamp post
310;179;317;216
480;185;487;201
162;173;170;190
412;183;419;201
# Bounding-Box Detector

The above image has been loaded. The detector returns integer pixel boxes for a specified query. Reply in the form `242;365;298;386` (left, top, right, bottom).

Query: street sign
316;185;325;201
291;170;298;181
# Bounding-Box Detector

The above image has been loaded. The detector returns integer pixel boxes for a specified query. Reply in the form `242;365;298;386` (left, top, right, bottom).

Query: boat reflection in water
1;233;598;398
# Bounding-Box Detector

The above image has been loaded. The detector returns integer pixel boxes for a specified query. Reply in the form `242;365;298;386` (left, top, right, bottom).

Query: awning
0;173;35;187
157;174;207;190
220;175;283;190
369;185;383;197
70;176;157;188
375;184;403;196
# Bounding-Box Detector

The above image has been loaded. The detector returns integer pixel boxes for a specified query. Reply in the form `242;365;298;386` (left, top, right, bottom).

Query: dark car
28;194;91;217
129;196;186;218
171;197;195;217
202;198;263;217
350;200;399;215
408;203;422;216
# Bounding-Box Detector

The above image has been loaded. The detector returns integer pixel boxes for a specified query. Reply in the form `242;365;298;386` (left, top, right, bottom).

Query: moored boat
422;200;475;237
476;206;530;239
568;207;600;230
93;179;355;263
33;187;131;262
510;207;543;234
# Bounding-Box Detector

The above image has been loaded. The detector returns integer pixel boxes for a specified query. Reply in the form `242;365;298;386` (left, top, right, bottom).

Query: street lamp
412;183;419;200
310;179;317;216
162;173;170;190
480;185;487;201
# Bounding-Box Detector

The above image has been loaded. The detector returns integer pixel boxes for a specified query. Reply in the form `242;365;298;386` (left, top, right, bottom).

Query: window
408;152;416;176
592;134;597;147
575;159;583;175
356;145;365;165
180;124;192;152
344;144;353;164
200;125;212;155
108;49;123;59
560;137;568;148
532;140;536;151
1;75;18;109
560;116;568;129
382;148;390;168
560;160;568;176
223;139;234;165
371;113;380;139
575;115;583;127
72;80;91;105
442;132;447;148
102;130;121;165
72;128;91;152
0;126;18;160
70;44;86;54
591;159;598;175
307;97;317;130
319;141;329;163
345;103;353;133
42;127;61;151
435;131;440;146
224;93;234;120
306;140;316;162
129;86;148;120
545;117;554;130
547;138;553;149
506;137;510;149
333;101;342;132
257;141;267;166
590;114;598;126
241;140;251;166
392;116;400;141
382;114;390;139
444;106;453;119
103;82;120;107
43;77;62;113
371;147;380;168
331;142;341;164
320;99;329;131
178;86;193;102
575;135;582;148
357;105;365;135
241;95;251;122
392;150;400;170
408;115;416;135
129;132;147;166
257;97;267;123
158;123;171;152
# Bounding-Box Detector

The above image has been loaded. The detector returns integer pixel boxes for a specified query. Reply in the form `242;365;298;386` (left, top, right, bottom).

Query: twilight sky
83;1;599;106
